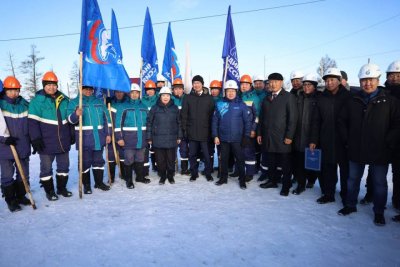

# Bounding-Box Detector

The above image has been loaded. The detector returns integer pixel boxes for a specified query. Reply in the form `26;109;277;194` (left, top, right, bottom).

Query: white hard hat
302;73;319;83
224;80;238;90
130;83;141;92
290;70;304;80
358;63;381;79
157;73;167;82
323;68;342;80
159;86;172;95
252;74;264;82
386;60;400;73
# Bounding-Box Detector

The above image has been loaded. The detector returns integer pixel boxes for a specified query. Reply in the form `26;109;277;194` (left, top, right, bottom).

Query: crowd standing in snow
1;61;400;227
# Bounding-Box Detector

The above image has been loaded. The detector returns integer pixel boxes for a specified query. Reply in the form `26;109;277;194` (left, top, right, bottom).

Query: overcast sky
1;0;399;92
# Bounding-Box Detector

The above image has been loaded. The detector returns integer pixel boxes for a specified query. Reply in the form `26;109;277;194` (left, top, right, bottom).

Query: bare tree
5;52;17;77
317;54;337;78
20;44;44;100
69;61;79;98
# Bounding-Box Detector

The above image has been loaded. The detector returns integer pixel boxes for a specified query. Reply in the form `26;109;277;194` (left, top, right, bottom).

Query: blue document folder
305;148;321;171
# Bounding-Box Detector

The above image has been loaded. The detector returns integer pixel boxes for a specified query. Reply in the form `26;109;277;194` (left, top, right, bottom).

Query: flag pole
107;90;121;180
139;59;143;94
78;52;83;199
223;59;229;96
104;93;112;186
171;68;174;85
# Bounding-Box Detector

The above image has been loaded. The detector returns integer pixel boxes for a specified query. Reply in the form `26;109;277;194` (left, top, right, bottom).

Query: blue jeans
0;158;29;186
39;152;70;179
347;161;388;214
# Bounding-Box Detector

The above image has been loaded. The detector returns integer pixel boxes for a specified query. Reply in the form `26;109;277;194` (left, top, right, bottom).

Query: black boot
40;178;59;201
257;173;268;182
151;153;158;172
135;162;151;184
245;175;253;182
167;170;175;184
15;181;31;205
93;169;110;191
82;172;92;194
229;169;239;178
259;179;278;189
159;171;167;185
109;162;116;183
56;175;72;197
292;185;305;195
2;183;21;212
239;176;247;190
180;160;190;175
125;164;134;189
215;176;227;186
119;161;126;181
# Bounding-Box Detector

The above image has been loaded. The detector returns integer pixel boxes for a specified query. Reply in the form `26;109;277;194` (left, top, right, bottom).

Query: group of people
1;61;400;227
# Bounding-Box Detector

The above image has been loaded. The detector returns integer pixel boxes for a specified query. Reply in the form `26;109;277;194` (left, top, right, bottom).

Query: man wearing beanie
181;75;215;182
28;71;74;201
257;73;298;196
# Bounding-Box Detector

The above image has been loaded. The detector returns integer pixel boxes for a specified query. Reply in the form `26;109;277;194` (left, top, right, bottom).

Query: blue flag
222;5;240;84
78;0;130;92
162;23;182;83
141;7;159;88
0;79;3;93
111;9;123;60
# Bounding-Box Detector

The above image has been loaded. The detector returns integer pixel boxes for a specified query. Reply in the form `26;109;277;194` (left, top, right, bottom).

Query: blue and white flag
0;79;3;93
141;7;159;88
162;22;182;83
78;0;130;92
111;9;123;60
222;5;240;84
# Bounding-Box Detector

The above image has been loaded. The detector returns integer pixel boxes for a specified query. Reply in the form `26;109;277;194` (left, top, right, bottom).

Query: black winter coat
257;89;298;153
293;91;319;152
338;88;400;165
146;99;182;149
181;91;215;142
385;82;400;159
310;85;351;164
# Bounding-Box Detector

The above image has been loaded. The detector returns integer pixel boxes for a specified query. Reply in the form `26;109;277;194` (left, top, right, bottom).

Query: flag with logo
221;5;240;85
78;0;130;92
141;7;159;88
162;22;182;83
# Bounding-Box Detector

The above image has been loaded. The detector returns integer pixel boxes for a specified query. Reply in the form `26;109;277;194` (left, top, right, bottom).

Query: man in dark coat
337;63;400;226
181;75;215;182
257;73;298;196
310;68;351;205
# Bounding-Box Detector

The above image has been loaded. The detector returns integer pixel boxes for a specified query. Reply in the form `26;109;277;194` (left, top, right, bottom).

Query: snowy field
0;149;399;267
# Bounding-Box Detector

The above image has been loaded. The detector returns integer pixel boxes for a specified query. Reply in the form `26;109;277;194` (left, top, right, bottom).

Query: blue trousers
80;149;105;173
346;161;388;214
0;158;29;186
124;148;145;165
39;152;69;180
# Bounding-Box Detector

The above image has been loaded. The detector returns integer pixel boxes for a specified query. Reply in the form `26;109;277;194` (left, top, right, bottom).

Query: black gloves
32;138;45;154
4;137;18;146
105;97;112;106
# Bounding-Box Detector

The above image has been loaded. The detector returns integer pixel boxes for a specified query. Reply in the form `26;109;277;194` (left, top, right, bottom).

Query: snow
0;149;399;267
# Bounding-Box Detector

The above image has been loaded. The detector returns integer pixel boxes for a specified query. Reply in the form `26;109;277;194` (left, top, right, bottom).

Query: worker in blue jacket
212;80;252;189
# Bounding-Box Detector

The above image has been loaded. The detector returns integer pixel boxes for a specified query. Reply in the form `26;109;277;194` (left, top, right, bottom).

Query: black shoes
56;175;73;197
190;174;199;182
245;175;253;182
257;173;267;182
337;206;357;216
229;171;239;178
40;178;59;201
159;176;166;185
360;193;372;205
374;213;386;226
2;184;22;212
239;180;247;190
392;215;400;222
93;169;110;191
316;195;335;204
259;180;278;189
280;189;289;196
206;175;214;182
215;178;227;186
292;186;305;195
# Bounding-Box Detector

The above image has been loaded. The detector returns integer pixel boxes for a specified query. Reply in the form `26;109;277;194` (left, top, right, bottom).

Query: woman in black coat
147;87;182;184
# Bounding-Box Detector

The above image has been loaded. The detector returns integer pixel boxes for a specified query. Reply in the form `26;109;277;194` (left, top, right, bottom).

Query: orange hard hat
209;80;222;89
144;80;156;89
3;76;21;89
172;78;184;86
240;74;252;84
42;71;58;82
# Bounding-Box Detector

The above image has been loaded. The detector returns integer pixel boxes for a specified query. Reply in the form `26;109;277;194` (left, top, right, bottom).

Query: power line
268;12;400;60
0;0;325;42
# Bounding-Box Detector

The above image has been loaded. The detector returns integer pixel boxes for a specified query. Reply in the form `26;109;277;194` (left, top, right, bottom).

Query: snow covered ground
0;149;399;267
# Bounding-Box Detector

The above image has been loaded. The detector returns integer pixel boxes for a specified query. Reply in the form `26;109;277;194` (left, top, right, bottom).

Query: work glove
4;137;18;146
32;138;45;154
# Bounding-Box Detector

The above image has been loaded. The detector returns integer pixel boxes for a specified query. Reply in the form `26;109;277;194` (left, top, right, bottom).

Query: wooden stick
10;146;36;209
78;52;83;199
